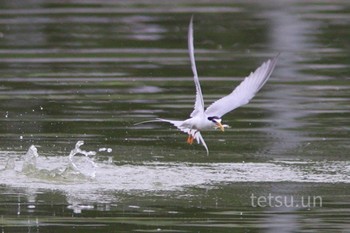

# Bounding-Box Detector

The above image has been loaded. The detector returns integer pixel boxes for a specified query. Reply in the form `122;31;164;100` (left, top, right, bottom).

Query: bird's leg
186;130;195;145
187;134;194;144
187;129;199;145
189;135;194;144
187;134;192;144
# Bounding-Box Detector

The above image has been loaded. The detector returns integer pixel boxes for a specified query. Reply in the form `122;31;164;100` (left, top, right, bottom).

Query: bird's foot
186;135;194;144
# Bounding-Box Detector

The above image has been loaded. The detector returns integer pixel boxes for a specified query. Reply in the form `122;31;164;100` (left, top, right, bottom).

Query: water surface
0;0;350;232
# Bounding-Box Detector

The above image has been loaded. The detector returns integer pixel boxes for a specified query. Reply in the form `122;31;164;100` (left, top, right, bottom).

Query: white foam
0;142;349;203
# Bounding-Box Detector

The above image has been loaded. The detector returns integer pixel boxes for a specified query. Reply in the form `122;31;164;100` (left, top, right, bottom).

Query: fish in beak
216;121;225;132
208;116;225;132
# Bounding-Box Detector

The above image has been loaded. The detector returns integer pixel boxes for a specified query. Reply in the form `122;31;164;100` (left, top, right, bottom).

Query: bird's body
136;17;279;155
184;115;213;130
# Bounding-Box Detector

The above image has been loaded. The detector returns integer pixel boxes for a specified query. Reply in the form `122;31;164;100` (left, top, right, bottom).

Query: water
1;0;350;232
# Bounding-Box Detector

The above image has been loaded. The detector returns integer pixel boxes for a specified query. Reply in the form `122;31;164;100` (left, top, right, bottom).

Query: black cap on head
208;116;221;122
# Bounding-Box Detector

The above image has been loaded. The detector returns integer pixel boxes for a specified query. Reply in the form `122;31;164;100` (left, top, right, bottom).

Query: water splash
0;142;350;204
67;140;97;178
22;145;39;174
2;141;98;183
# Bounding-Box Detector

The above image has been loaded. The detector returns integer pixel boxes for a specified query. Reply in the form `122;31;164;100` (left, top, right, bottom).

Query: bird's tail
134;118;185;130
134;118;167;126
135;117;191;137
195;131;209;155
135;118;209;155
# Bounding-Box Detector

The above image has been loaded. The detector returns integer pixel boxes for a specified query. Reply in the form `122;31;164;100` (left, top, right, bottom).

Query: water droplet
99;147;112;153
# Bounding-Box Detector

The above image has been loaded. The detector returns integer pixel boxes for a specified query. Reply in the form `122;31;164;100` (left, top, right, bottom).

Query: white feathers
136;17;278;155
195;131;209;155
189;16;205;118
137;118;209;155
205;54;279;117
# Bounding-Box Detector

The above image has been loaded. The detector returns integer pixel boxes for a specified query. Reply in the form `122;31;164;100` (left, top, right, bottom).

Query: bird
136;17;279;155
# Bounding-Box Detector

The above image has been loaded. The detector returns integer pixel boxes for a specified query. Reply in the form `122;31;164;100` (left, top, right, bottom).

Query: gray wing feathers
205;54;279;117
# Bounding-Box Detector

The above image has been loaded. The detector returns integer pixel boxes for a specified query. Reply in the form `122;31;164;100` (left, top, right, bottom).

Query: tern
137;17;279;155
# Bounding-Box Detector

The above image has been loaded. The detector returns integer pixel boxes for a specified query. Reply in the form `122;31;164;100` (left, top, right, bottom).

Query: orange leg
187;134;194;144
189;135;194;144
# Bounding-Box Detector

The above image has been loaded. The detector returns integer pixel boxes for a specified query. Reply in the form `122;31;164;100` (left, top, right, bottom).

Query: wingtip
272;52;281;61
265;52;280;69
189;16;194;33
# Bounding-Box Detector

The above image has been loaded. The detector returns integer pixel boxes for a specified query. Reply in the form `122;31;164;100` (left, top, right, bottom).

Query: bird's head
208;116;225;132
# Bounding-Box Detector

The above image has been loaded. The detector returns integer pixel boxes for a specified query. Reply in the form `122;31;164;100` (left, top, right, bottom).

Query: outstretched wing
205;54;279;117
188;16;205;118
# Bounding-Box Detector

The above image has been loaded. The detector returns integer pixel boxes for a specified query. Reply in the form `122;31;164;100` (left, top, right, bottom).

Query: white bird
137;17;279;155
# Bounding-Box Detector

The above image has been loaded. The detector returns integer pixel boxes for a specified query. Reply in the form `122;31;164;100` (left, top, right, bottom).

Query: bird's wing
188;16;205;118
205;54;279;117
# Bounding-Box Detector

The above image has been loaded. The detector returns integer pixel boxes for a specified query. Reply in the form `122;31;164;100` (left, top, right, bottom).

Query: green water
0;0;350;232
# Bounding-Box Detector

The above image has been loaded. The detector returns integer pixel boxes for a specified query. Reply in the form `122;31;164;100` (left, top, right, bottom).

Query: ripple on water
0;141;349;203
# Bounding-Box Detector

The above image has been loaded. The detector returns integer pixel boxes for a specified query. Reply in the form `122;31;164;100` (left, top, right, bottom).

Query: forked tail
135;118;184;128
135;118;209;155
195;131;209;155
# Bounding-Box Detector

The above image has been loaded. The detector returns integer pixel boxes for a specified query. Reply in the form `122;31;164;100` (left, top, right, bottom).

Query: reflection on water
0;0;350;232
